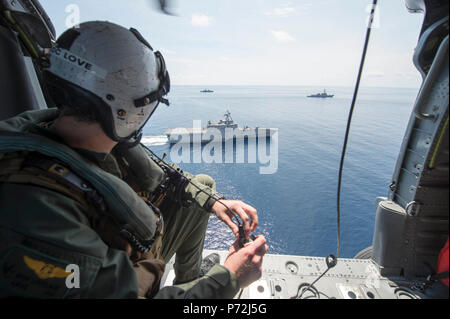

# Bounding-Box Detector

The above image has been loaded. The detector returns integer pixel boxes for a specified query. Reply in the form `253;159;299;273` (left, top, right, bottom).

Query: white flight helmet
44;21;170;142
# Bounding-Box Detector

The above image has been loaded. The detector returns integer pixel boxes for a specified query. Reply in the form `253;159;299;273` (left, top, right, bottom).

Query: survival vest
0;109;162;254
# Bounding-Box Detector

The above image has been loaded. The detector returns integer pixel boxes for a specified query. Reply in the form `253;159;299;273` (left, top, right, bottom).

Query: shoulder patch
23;255;71;280
0;245;78;298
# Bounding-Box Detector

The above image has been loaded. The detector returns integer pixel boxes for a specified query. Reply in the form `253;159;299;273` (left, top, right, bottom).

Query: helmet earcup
43;71;120;141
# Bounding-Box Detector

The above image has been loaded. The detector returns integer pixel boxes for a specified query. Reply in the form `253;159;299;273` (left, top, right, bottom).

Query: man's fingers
252;254;263;266
215;200;259;236
254;243;269;256
240;202;259;232
228;239;240;254
234;206;251;236
245;235;267;255
253;235;267;247
224;217;240;238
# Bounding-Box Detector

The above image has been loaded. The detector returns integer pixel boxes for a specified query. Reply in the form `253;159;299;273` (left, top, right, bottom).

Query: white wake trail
141;135;169;146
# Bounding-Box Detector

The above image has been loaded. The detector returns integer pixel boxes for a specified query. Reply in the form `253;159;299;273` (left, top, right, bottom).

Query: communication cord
142;145;243;228
293;0;379;299
336;0;378;258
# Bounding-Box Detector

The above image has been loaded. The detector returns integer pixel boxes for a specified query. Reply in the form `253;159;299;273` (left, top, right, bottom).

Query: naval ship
0;0;448;300
307;89;334;98
165;111;277;144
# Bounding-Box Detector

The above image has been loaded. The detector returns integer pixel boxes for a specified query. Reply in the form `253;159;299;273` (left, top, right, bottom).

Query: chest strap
0;151;163;254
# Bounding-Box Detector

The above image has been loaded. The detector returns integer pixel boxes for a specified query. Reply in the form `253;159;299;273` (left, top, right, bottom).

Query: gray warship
165;111;277;144
308;89;334;98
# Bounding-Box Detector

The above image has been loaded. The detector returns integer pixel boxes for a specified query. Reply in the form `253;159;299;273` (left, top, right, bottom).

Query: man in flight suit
0;21;268;298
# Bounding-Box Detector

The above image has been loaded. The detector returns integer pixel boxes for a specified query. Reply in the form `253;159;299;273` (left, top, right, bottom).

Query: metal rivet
54;166;64;173
389;181;396;191
81;183;89;189
118;110;126;117
144;98;151;105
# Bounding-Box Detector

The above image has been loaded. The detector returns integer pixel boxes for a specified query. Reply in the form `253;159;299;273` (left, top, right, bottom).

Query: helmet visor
113;100;160;140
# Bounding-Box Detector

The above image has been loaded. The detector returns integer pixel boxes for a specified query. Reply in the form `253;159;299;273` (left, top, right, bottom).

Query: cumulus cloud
366;71;385;78
265;6;296;17
265;3;313;17
270;30;296;43
191;13;212;27
160;48;176;55
395;71;418;79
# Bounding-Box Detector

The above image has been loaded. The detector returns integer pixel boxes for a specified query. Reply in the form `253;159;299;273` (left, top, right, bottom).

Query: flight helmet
44;21;170;142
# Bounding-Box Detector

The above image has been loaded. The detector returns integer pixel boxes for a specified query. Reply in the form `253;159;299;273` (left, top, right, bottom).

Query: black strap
430;271;449;281
134;87;168;107
22;152;107;212
133;51;170;107
22;152;162;254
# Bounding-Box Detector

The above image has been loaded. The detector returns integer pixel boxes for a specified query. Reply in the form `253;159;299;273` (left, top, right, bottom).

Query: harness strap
24;152;108;211
428;271;449;282
0;151;163;257
0;152;80;202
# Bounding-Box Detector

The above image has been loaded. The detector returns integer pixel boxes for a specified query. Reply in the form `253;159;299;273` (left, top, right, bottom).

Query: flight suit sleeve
165;162;223;212
131;145;221;213
154;264;240;299
0;183;140;298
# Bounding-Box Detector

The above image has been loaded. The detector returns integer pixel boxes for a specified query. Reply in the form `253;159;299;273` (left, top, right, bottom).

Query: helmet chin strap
116;130;143;150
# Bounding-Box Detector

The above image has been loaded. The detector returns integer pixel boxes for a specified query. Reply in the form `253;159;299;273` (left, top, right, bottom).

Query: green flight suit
0;109;239;299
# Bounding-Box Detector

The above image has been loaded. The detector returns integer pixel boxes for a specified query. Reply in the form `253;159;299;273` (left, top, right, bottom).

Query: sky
40;0;426;88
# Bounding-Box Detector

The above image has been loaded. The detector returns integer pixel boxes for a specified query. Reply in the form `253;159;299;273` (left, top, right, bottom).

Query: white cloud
395;71;418;79
265;3;314;17
270;30;296;43
160;48;176;55
265;7;296;17
366;71;385;78
191;14;212;27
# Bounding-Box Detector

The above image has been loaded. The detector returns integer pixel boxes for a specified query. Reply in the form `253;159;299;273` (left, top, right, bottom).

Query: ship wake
141;135;169;146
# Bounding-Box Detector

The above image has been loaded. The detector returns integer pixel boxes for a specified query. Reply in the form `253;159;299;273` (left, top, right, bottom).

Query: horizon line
170;84;421;89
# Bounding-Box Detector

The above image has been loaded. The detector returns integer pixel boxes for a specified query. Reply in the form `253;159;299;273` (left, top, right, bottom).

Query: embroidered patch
0;246;73;298
23;255;71;280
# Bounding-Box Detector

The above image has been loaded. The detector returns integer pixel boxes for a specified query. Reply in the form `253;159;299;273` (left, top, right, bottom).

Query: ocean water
142;85;418;258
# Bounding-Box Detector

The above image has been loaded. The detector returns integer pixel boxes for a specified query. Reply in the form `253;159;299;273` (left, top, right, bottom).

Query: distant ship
165;111;277;144
307;89;334;98
200;89;214;93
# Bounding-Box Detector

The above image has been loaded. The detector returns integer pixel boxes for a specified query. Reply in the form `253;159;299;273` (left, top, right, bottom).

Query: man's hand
224;236;269;289
212;200;258;238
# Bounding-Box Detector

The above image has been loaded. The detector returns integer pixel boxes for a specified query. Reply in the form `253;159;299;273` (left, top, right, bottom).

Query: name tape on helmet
50;47;107;79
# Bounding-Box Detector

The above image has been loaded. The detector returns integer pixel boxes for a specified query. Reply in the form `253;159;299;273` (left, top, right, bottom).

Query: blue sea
142;86;418;258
